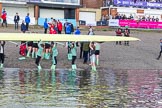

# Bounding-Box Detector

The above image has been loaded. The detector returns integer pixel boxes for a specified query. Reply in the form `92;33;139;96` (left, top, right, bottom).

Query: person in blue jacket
25;13;30;31
74;26;81;35
44;18;48;34
65;23;71;34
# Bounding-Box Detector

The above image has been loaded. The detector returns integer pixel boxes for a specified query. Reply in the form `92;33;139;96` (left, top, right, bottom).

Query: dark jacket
64;22;68;33
21;23;26;32
14;15;20;22
70;23;74;32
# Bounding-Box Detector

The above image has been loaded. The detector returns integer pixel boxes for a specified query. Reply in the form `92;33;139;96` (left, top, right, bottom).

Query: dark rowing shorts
33;43;38;48
95;50;100;55
45;43;51;49
27;41;33;47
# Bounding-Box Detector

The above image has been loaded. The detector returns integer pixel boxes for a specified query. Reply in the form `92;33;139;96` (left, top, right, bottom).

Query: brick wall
82;0;103;8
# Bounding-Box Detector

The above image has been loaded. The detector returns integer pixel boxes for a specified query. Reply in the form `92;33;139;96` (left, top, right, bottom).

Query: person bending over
51;42;58;70
70;42;77;70
35;41;44;70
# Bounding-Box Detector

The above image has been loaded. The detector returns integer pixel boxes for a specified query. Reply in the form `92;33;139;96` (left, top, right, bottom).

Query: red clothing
116;29;122;36
57;22;62;31
1;13;6;20
50;29;57;34
49;25;57;34
49;25;54;34
19;44;26;56
52;30;57;34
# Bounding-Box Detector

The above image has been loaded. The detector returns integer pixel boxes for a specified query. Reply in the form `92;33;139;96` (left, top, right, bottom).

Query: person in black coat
14;13;20;30
64;20;68;34
70;22;74;34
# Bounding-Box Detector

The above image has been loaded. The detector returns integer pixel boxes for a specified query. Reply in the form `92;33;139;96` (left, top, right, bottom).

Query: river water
0;68;162;108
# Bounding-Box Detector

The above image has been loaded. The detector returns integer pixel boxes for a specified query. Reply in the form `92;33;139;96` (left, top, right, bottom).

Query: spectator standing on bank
57;20;62;34
50;17;53;23
64;20;68;34
129;14;134;19
2;8;5;14
74;26;81;47
70;22;74;34
142;16;146;21
88;26;95;35
53;19;57;25
156;17;159;22
44;18;48;34
65;23;71;34
74;26;81;35
152;16;155;22
25;13;30;31
14;13;20;30
122;14;127;19
1;8;7;27
115;13;120;19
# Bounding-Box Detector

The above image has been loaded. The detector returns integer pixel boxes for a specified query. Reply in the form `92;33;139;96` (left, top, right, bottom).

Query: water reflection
0;70;4;89
0;69;161;108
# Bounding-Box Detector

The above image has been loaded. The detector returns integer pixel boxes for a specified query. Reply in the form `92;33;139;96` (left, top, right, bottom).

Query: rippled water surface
0;68;162;108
